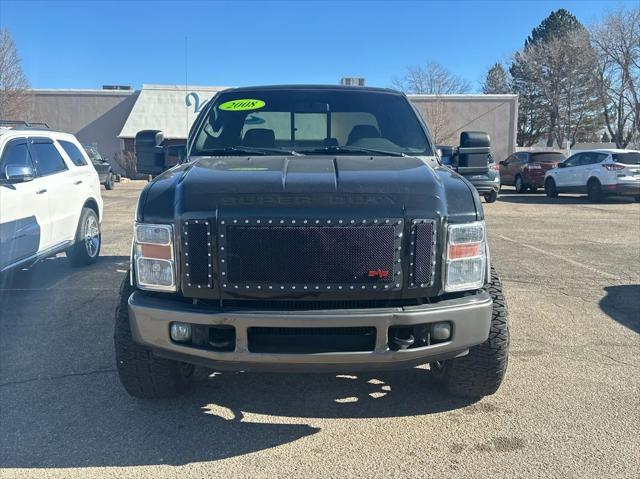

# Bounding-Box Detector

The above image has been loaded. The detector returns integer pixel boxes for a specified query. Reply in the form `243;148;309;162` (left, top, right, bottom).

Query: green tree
526;8;582;47
511;9;601;147
482;63;510;94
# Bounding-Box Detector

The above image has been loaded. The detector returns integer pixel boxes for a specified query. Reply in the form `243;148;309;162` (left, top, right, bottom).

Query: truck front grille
219;218;403;292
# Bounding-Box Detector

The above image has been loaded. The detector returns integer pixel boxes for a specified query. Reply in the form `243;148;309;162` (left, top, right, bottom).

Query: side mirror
457;131;490;170
436;148;443;158
499;160;506;165
135;130;166;175
5;165;35;183
557;162;566;168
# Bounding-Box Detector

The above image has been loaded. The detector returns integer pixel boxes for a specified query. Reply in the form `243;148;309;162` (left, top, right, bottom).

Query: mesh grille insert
183;221;211;287
221;220;402;289
411;221;436;287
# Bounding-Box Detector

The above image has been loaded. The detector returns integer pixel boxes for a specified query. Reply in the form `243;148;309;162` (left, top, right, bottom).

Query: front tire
484;190;498;203
66;207;101;266
587;178;604;203
104;173;114;190
431;267;509;398
545;177;558;198
515;175;527;193
115;274;194;399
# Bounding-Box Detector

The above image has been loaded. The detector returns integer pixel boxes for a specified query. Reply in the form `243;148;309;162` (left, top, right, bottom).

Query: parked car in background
545;149;640;202
500;151;565;193
439;146;500;203
84;144;115;190
0;122;103;273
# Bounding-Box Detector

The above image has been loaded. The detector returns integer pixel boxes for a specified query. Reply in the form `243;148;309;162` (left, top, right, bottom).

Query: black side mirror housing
557;162;566;168
135;130;166;175
455;131;491;173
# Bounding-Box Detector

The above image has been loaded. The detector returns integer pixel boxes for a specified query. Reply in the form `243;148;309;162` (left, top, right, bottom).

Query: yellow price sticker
219;99;266;111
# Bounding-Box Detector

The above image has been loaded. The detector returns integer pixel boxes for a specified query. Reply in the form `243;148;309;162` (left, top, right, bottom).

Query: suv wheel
115;274;194;399
515;175;526;193
431;267;509;398
66;207;101;266
484;190;498;203
105;173;114;190
544;177;558;198
587;178;604;203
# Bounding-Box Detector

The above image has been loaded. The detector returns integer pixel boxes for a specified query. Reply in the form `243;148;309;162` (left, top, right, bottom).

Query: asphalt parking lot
1;183;638;479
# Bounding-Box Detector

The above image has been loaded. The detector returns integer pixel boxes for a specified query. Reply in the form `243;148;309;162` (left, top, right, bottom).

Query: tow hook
391;335;415;350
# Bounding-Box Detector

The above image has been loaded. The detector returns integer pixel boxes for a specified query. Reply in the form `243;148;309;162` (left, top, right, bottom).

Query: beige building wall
409;94;518;161
27;89;138;161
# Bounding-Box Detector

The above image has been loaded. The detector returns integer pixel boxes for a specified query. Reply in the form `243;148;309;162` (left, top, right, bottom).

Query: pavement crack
0;367;116;388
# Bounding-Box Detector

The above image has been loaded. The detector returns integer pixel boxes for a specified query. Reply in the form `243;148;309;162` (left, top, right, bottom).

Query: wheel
587;178;603;203
545;177;558;198
66;207;101;266
104;173;114;190
515;175;527;193
115;273;194;399
431;267;509;398
484;190;498;203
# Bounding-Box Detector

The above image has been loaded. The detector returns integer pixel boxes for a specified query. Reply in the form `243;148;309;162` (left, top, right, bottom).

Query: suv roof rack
0;120;51;129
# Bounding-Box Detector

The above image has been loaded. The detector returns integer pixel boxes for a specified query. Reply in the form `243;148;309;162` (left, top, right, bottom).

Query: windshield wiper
198;146;302;156
298;146;407;157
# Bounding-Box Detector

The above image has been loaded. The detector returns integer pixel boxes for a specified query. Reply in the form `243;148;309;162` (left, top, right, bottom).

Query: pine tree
482;64;510;94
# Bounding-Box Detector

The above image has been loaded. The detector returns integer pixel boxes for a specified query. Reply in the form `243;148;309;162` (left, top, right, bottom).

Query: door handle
36;188;47;195
73;180;83;185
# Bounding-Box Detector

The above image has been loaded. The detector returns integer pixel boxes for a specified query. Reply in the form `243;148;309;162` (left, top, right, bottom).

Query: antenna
185;35;189;140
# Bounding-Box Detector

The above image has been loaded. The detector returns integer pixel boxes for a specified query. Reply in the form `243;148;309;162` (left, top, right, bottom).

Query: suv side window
58;140;88;166
565;154;582;167
515;152;527;162
0;139;36;179
29;138;68;176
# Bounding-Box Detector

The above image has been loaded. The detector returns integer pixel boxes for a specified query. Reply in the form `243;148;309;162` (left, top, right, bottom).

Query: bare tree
511;28;601;147
392;61;470;95
392;62;469;145
0;29;29;119
590;7;640;148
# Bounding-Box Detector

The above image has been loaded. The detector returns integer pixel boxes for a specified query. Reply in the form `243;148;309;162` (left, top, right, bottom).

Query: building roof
118;84;228;139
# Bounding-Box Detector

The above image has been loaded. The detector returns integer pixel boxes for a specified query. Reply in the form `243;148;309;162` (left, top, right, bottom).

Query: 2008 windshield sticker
219;99;266;111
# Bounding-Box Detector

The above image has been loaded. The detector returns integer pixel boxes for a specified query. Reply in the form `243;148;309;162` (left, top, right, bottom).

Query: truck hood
138;155;480;223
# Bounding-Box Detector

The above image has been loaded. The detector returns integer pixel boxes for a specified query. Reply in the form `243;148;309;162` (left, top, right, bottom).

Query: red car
500;151;565;193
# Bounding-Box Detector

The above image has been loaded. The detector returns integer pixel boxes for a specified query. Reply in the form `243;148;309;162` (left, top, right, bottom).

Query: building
25;85;518;171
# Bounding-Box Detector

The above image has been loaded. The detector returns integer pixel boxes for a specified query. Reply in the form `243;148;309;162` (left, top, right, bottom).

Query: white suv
0;124;103;273
544;149;640;202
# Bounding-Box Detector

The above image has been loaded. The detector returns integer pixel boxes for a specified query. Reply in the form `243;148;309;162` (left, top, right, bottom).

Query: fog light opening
170;322;192;343
431;322;452;341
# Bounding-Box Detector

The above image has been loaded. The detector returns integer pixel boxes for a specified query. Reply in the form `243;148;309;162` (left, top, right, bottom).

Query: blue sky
0;0;635;91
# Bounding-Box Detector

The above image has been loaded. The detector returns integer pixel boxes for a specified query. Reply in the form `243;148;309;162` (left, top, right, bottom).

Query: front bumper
128;290;493;372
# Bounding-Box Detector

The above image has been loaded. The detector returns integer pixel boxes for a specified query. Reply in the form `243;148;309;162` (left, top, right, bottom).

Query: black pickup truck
115;85;509;399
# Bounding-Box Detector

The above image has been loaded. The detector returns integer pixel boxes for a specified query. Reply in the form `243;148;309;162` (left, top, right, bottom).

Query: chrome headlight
444;221;486;292
133;223;176;292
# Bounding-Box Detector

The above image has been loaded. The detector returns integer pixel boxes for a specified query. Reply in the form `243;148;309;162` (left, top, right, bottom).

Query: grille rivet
222;272;226;275
186;273;190;277
221;221;225;224
223;283;227;287
197;285;201;289
281;286;285;289
245;220;249;224
257;220;261;223
315;220;320;224
221;247;224;250
292;220;296;224
233;220;238;223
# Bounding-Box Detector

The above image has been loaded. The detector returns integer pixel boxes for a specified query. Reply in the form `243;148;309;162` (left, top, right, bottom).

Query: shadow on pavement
1;367;475;469
497;192;634;205
0;255;130;293
599;285;640;334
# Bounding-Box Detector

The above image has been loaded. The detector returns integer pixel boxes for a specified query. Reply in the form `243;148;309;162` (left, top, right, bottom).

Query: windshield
612;152;640;165
191;89;432;157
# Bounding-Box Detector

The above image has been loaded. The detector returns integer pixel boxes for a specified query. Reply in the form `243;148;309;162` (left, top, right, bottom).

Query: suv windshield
612;152;640;164
191;89;432;157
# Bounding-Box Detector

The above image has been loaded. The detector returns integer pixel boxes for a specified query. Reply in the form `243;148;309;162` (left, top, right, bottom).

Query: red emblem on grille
368;269;390;278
